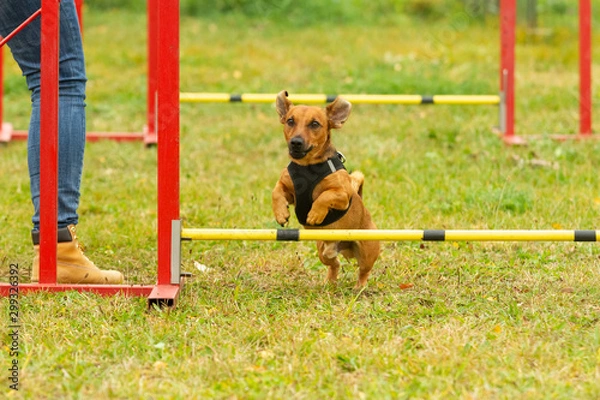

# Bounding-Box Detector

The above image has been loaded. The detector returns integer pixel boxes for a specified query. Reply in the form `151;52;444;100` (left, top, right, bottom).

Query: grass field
2;3;600;398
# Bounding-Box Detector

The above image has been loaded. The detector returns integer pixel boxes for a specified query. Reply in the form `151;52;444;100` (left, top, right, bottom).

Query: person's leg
1;1;123;283
0;0;86;230
33;0;87;230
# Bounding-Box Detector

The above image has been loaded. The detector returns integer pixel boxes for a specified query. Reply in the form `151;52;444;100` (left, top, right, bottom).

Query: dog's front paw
306;208;327;226
275;209;290;226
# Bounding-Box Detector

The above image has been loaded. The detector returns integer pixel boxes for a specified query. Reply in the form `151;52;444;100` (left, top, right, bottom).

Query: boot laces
69;226;86;253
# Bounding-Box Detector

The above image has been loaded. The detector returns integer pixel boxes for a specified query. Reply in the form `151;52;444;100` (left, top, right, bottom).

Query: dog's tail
350;171;364;198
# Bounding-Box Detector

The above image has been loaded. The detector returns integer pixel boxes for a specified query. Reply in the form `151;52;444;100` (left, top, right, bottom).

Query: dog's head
276;90;351;165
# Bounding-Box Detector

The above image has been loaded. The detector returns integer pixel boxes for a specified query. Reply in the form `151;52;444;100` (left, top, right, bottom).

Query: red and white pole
145;0;158;145
156;0;180;285
500;0;521;144
579;0;592;135
75;0;83;34
0;38;12;143
1;42;4;132
39;0;61;284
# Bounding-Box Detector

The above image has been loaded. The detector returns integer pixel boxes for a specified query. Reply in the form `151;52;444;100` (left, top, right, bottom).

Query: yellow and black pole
179;93;501;105
181;228;599;242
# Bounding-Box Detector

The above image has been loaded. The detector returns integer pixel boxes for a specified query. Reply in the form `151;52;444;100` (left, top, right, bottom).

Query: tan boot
31;225;124;284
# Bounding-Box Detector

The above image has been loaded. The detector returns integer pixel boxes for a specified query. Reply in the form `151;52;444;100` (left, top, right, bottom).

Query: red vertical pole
146;0;158;144
500;0;517;143
0;40;12;143
75;0;83;33
579;0;592;135
39;0;61;284
1;42;4;129
156;0;180;285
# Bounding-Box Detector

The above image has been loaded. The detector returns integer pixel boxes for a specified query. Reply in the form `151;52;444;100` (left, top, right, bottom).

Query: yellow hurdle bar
181;229;599;242
179;93;500;105
432;94;500;105
338;94;424;105
242;93;328;104
179;92;231;103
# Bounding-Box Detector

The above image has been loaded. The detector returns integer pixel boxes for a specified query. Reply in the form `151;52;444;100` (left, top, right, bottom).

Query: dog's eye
309;120;321;129
286;118;295;127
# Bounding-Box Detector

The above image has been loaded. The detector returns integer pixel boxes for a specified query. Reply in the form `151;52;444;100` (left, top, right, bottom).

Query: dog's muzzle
289;136;313;159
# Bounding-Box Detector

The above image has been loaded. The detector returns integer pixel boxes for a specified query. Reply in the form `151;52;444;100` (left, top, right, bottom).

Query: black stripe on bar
423;230;446;241
574;230;597;242
326;95;337;103
277;229;300;241
421;96;434;104
230;94;242;102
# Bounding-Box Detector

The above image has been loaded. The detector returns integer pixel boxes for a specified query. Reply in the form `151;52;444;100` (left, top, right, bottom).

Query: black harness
287;153;351;226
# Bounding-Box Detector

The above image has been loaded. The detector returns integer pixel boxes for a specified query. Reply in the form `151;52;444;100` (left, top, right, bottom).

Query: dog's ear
326;97;352;129
276;90;293;123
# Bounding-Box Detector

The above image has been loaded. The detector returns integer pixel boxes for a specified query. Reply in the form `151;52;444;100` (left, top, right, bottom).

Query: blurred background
87;0;574;27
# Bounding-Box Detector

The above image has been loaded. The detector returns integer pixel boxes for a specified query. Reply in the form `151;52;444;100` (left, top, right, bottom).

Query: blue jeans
0;0;86;231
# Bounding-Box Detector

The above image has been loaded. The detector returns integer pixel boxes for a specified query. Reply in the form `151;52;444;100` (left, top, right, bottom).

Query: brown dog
272;90;380;288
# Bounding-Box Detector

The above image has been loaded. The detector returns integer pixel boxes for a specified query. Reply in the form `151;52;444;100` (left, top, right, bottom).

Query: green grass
2;4;600;399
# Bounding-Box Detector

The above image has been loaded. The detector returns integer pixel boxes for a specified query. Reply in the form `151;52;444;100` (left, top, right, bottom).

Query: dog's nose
290;136;304;149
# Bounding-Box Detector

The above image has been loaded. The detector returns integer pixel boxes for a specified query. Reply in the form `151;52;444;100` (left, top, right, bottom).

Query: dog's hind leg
349;171;364;198
318;241;341;284
355;240;380;289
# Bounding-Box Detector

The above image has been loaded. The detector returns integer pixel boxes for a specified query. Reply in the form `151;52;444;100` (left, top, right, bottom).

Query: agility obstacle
180;228;599;243
180;93;500;106
1;2;597;308
0;0;181;306
2;1;593;145
0;0;156;144
174;2;597;292
180;0;594;144
499;0;595;143
164;222;600;285
172;225;599;280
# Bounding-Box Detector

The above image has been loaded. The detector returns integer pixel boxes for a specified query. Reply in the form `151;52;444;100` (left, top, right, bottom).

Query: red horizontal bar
529;134;600;142
9;130;147;142
0;283;156;297
83;132;146;142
